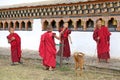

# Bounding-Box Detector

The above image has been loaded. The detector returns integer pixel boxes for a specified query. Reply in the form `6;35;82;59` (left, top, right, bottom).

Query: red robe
39;31;56;68
7;33;21;62
59;28;71;58
93;26;111;59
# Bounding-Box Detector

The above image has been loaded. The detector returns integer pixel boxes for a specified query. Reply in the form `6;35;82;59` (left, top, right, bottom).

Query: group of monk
7;19;111;70
39;22;71;71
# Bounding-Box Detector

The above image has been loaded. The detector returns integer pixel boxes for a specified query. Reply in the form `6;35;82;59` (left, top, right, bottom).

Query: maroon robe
39;31;56;68
93;26;111;59
59;28;71;58
7;33;21;62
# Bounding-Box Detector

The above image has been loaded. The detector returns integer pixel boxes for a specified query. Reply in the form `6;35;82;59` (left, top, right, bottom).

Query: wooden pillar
116;20;120;31
117;20;120;28
73;21;77;30
8;22;11;29
25;21;28;30
19;21;22;30
115;16;120;31
56;21;59;30
41;19;44;30
13;21;15;29
70;18;77;30
104;19;109;27
48;20;51;26
83;19;87;31
3;21;5;30
93;19;96;30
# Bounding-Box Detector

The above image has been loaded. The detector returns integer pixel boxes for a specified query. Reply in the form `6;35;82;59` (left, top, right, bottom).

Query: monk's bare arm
54;35;60;40
68;35;72;44
60;27;67;34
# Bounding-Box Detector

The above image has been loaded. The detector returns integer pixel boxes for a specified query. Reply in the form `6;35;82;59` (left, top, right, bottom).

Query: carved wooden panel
67;6;70;10
63;11;66;15
78;10;82;14
68;11;72;15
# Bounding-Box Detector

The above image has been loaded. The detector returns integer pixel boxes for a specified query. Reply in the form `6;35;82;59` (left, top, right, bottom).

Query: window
43;20;49;30
0;22;3;30
108;18;117;31
76;19;83;30
68;19;74;29
4;22;8;30
15;21;19;30
51;20;56;30
86;19;94;31
27;21;32;30
59;20;64;28
10;22;14;28
21;21;25;30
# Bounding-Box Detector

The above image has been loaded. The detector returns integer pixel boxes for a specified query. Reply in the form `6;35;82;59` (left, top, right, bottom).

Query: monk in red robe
7;27;22;65
93;19;111;63
59;23;72;60
39;26;59;71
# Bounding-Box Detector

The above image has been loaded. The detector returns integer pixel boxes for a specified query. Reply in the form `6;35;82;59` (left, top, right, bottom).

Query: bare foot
49;67;54;71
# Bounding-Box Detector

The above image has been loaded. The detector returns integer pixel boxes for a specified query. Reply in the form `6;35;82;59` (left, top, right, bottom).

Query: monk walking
93;19;111;63
39;25;59;71
7;27;22;65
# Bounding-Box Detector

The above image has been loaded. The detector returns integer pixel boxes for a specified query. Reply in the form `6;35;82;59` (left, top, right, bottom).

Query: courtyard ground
0;47;120;80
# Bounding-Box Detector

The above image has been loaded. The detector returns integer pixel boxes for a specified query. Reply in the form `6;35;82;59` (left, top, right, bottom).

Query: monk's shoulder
103;26;109;30
67;29;71;34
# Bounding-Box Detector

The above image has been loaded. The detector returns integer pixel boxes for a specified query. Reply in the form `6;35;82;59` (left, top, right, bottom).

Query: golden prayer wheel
81;21;84;26
102;20;105;25
113;20;117;25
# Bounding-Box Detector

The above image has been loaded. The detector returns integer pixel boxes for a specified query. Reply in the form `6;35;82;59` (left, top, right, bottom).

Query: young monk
59;22;72;60
7;27;22;65
39;25;60;71
93;19;111;63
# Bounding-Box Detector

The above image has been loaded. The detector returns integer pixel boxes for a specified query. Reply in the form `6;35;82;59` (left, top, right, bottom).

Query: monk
39;25;59;71
93;19;111;63
59;23;72;60
7;27;22;65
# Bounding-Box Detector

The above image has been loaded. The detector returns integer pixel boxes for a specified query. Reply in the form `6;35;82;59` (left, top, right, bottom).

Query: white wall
0;19;120;59
0;19;42;50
